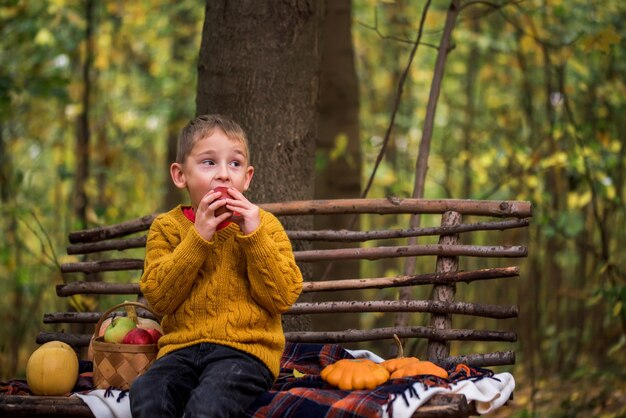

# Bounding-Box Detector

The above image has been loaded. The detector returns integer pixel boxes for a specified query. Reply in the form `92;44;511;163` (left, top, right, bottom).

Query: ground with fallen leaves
490;368;626;417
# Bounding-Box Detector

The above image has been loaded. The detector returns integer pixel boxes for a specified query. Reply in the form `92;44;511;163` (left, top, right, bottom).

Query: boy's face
170;129;254;210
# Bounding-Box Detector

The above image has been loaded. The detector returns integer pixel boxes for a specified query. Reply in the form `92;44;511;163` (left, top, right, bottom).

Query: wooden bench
1;197;532;417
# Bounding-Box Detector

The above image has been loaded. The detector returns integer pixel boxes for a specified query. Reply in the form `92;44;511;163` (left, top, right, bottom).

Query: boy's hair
176;114;250;164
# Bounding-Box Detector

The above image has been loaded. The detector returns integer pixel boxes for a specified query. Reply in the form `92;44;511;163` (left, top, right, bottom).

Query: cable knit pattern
139;205;303;378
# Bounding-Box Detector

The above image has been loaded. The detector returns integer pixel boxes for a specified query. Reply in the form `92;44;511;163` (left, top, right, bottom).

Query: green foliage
0;0;204;379
352;0;626;413
0;0;625;412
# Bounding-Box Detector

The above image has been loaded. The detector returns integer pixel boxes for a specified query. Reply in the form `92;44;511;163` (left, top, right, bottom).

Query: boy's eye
230;161;241;167
201;160;215;166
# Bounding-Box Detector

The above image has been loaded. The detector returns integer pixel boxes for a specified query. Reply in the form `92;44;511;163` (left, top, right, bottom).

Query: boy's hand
220;188;260;235
194;190;232;241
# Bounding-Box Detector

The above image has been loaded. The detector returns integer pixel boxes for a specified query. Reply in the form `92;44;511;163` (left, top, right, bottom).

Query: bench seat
1;198;531;417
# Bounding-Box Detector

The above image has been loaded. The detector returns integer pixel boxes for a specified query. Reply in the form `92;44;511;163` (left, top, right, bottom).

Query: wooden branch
37;332;91;347
58;244;526;272
0;396;94;418
286;218;530;242
260;198;532;218
410;394;471;417
60;258;144;273
63;218;530;256
44;312;102;323
68;214;157;244
64;199;532;245
0;394;472;418
67;235;147;255
44;299;517;324
56;282;141;296
439;351;516;368
284;326;516;343
286;300;518;318
54;266;519;296
43;310;158;324
38;325;515;348
302;267;519;292
295;244;528;262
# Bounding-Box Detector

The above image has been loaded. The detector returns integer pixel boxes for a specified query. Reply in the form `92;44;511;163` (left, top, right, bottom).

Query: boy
130;114;303;417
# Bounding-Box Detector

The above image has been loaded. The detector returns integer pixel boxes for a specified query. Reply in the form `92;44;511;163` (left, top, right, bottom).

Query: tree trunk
0;127;18;378
312;0;362;337
461;17;480;201
164;122;187;211
427;211;460;361
74;0;95;229
378;0;409;298
197;0;321;204
196;0;323;332
0;124;9;203
398;0;460;329
316;0;361;204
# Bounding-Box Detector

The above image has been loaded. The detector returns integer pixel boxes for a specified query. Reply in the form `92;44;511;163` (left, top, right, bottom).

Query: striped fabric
246;342;494;418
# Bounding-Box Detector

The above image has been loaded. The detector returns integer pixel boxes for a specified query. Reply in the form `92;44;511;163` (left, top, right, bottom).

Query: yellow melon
26;341;79;395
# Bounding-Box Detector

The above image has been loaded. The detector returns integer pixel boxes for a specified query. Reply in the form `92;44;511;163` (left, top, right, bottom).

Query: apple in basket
121;328;154;345
137;317;163;334
97;317;113;337
144;328;162;344
103;316;137;343
98;316;162;336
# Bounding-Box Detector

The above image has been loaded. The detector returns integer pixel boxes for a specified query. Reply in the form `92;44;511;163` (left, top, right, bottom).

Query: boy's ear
170;163;187;189
243;165;254;192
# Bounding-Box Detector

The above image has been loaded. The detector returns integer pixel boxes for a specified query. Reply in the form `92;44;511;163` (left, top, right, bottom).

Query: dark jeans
130;343;274;418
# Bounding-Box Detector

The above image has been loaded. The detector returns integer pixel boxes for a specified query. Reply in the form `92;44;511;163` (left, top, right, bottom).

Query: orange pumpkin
382;356;421;373
321;359;390;390
389;360;448;379
381;334;421;373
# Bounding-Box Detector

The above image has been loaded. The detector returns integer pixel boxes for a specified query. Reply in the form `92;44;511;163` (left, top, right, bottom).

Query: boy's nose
216;163;229;179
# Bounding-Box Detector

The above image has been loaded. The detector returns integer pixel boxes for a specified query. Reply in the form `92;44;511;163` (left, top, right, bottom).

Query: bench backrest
38;198;532;368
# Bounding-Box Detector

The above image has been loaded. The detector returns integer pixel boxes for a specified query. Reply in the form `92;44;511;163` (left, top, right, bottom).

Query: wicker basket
92;301;159;390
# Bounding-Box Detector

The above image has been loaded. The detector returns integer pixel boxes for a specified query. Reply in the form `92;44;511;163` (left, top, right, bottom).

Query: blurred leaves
353;0;626;413
0;1;624;414
0;0;204;379
580;26;621;54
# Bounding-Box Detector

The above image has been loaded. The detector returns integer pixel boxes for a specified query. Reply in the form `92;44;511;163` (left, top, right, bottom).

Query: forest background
1;0;625;416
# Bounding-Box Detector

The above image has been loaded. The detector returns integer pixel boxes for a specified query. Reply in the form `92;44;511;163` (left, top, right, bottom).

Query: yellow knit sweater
139;205;303;378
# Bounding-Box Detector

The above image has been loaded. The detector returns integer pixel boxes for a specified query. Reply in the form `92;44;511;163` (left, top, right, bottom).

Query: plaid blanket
245;342;496;418
2;343;500;418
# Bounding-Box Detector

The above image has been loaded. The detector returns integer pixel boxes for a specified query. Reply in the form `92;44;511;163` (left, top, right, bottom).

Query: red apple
121;328;153;345
214;187;231;217
214;186;229;198
214;187;242;219
145;328;162;344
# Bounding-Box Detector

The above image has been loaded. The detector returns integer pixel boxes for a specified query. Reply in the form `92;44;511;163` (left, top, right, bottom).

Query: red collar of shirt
182;207;231;230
